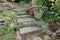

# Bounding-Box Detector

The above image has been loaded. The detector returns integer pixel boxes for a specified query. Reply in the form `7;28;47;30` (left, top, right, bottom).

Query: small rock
0;6;4;13
0;0;4;3
45;30;52;36
40;23;49;31
16;32;22;40
51;32;57;40
26;37;31;40
33;36;42;40
32;34;43;40
26;34;32;40
44;35;51;40
55;30;60;37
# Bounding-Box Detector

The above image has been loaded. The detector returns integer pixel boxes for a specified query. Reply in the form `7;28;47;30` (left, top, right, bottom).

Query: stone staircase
14;7;41;40
14;8;38;27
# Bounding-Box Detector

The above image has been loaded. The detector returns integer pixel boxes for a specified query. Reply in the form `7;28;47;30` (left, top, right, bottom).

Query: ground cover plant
0;10;19;40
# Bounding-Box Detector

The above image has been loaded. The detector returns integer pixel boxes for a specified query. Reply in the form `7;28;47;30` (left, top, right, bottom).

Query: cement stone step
19;21;37;27
0;19;5;23
17;15;32;18
14;8;28;12
0;25;4;29
0;23;5;25
4;6;10;11
20;21;36;24
19;27;40;35
18;18;35;24
0;23;5;29
16;12;27;15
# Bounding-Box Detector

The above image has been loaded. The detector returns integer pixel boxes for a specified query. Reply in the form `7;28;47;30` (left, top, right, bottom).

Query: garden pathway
14;4;60;40
14;5;42;40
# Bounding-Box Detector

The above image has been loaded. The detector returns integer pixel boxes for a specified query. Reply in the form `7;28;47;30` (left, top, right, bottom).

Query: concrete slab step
13;8;28;12
17;15;32;18
0;19;5;23
0;23;5;25
4;6;10;11
0;25;4;29
16;12;27;15
20;27;40;35
18;18;35;24
21;21;36;24
19;21;37;27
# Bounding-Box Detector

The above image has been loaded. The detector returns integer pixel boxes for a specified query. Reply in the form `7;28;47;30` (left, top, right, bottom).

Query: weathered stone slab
17;15;31;18
0;19;5;22
0;6;4;12
21;21;36;25
0;23;5;25
20;27;40;35
16;11;27;15
4;6;10;11
0;25;4;29
14;8;28;12
14;4;30;12
18;18;35;24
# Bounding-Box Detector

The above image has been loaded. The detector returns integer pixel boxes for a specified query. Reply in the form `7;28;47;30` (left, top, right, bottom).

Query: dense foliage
31;0;60;23
41;0;60;23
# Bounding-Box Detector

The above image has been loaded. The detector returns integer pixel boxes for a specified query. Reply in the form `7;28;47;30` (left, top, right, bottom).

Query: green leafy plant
37;0;46;5
42;11;60;23
0;10;19;40
32;0;47;12
41;0;60;23
32;5;47;11
55;0;60;13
